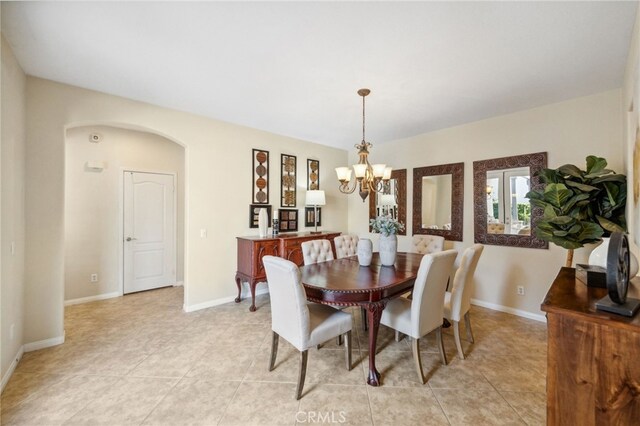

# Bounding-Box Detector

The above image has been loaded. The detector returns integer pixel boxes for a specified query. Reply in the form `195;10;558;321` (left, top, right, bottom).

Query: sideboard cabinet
235;232;340;311
541;267;640;425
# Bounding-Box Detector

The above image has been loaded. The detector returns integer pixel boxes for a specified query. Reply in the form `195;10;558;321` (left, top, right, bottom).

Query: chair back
487;223;505;234
263;256;310;350
449;244;484;321
301;239;335;265
412;235;445;254
411;250;458;337
334;235;359;258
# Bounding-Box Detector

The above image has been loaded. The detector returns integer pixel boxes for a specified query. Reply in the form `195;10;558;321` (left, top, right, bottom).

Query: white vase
357;239;373;266
258;208;268;238
589;237;639;277
379;234;397;267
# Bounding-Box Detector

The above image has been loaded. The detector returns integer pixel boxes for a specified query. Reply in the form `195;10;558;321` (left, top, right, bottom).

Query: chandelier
335;89;392;202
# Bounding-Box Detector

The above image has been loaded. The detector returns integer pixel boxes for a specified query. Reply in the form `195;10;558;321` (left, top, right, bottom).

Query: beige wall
64;126;185;302
24;77;348;344
624;6;640;258
349;90;623;318
1;35;26;381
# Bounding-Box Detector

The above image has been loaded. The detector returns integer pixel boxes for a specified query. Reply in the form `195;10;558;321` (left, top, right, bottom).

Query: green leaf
548;215;574;225
537;169;562;184
561;193;591;214
564;180;599;192
591;174;627;185
553;230;569;237
543;183;572;207
551;236;584;250
586;156;607;175
596;216;626;233
543;204;558;218
576;222;604;241
558;164;584;179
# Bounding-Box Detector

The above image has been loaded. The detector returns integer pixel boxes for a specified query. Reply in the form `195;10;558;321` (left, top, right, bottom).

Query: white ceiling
2;1;637;150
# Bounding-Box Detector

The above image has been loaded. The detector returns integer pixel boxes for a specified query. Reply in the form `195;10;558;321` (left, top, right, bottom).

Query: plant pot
357;239;373;266
588;237;639;277
379;234;397;267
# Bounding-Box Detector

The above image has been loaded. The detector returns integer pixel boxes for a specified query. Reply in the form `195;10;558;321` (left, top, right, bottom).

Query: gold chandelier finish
336;89;392;202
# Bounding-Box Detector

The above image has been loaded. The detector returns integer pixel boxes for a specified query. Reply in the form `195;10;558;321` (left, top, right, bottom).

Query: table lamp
305;190;325;234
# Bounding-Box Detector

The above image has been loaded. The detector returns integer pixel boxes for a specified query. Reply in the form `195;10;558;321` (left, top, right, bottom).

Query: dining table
299;251;424;386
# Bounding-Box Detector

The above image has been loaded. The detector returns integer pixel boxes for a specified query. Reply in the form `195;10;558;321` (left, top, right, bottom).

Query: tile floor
1;287;547;425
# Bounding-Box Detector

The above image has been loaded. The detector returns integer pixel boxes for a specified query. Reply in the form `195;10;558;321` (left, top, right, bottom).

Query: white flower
369;215;405;237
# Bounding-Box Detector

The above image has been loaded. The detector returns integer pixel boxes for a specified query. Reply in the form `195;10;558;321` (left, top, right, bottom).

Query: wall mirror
413;163;464;241
369;169;407;235
473;152;548;248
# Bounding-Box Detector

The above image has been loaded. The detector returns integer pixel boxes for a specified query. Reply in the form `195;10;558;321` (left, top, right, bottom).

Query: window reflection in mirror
486;167;531;235
421;175;452;230
369;169;406;235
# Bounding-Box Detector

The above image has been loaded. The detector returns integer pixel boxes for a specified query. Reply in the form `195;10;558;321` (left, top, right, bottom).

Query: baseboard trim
183;286;269;313
24;333;66;352
471;299;547;323
174;281;184;287
64;291;121;306
1;345;24;392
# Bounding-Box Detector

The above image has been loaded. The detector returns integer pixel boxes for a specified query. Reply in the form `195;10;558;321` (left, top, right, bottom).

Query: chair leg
464;311;474;343
395;330;403;342
453;321;465;360
344;331;352;371
362;307;368;331
336;334;343;346
411;337;425;384
436;327;448;366
269;331;279;371
295;350;308;400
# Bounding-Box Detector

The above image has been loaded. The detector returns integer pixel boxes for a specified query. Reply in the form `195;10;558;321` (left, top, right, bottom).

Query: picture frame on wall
281;154;297;207
278;208;298;232
305;207;321;227
252;149;269;204
307;159;320;190
249;204;272;228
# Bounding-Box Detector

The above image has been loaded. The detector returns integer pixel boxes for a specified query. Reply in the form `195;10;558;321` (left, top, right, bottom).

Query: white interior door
124;171;176;294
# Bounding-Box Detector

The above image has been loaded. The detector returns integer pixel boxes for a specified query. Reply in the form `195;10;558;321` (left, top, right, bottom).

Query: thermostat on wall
85;161;105;171
89;133;103;143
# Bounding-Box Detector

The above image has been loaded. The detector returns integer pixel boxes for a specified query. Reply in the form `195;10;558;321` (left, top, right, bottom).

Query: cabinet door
254;241;279;278
282;240;304;266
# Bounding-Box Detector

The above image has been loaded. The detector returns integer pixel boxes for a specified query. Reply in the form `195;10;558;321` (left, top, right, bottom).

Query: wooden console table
235;231;340;311
541;267;640;425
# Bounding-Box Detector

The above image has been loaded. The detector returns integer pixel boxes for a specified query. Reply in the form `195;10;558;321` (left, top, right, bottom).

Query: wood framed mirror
412;163;464;241
473;152;548;248
369;169;407;235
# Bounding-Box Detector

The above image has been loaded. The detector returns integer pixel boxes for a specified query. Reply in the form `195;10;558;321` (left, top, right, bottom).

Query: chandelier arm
338;178;358;194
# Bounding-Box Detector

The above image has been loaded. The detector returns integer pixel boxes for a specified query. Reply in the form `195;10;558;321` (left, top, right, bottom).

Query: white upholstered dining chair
380;250;458;384
301;239;334;265
444;244;484;360
263;256;352;400
412;235;445;255
334;235;359;258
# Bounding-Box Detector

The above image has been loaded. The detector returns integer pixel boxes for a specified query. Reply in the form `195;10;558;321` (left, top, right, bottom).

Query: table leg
366;301;386;386
249;281;257;312
234;275;242;303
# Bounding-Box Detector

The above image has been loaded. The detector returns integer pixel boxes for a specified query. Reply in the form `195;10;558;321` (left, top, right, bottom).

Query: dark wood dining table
299;252;424;386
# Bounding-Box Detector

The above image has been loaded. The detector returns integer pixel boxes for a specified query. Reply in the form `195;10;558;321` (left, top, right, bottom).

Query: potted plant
369;215;405;266
526;155;627;267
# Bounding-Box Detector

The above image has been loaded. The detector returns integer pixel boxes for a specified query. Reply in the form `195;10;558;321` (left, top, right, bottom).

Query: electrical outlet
90;273;98;283
517;286;525;296
200;229;207;238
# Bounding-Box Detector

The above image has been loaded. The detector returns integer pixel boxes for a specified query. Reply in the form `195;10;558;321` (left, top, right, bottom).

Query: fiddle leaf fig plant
526;155;627;267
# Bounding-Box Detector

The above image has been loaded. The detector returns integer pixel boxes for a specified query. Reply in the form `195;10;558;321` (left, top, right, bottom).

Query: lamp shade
305;190;326;206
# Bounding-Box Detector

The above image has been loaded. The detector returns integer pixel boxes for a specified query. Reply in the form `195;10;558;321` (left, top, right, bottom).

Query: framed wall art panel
281;154;297;207
252;149;269;204
307;159;320;190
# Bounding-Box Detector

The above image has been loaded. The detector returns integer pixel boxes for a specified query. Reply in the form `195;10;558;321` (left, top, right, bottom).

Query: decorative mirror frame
473;152;548;248
413;163;464;241
369;169;407;235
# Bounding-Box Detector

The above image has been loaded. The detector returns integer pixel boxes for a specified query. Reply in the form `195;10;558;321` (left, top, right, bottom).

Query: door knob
126;237;137;242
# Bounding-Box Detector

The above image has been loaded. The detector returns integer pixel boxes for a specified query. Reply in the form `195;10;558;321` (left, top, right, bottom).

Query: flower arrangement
369;215;405;236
